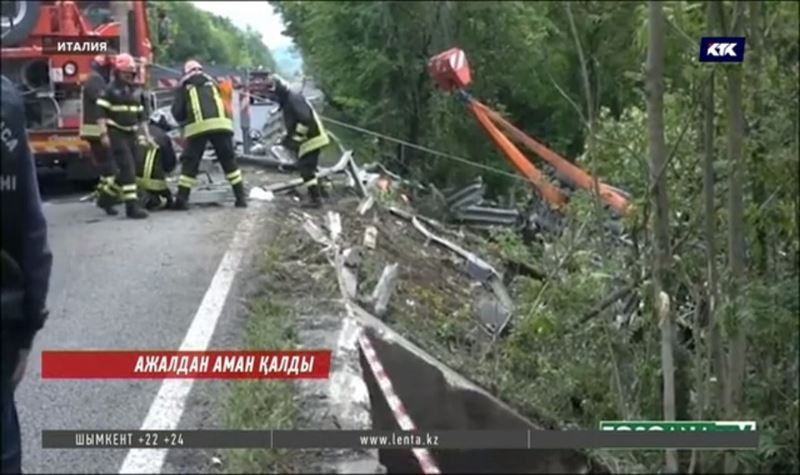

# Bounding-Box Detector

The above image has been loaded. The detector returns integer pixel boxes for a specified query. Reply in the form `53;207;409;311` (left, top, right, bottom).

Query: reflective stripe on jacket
97;79;146;132
283;92;330;157
171;73;233;138
80;71;106;138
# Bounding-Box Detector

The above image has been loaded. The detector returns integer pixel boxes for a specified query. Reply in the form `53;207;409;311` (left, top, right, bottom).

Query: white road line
119;207;259;474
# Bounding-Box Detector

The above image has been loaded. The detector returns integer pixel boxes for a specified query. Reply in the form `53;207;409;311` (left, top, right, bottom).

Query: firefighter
170;60;247;209
264;73;331;208
135;113;178;210
96;53;152;219
81;53;120;214
2;75;53;474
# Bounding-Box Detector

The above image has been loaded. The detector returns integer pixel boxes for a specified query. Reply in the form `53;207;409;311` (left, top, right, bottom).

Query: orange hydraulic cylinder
466;100;566;209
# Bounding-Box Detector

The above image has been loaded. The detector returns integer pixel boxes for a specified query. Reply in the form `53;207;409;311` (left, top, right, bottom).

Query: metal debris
446;177;484;210
341;265;359;299
476;296;511;334
357;195;376;215
389;211;515;337
249;187;274;201
191;185;232;204
371;263;399;318
263;150;355;193
303;217;331;247
444;178;523;228
453;205;520;227
410;216;502;281
237;152;296;170
363;226;378;249
342;247;364;268
326;211;342;242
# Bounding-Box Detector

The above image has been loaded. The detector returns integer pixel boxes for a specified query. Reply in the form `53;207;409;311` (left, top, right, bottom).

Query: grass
222;233;300;474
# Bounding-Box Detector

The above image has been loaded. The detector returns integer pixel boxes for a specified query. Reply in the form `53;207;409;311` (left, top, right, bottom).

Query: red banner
41;351;332;380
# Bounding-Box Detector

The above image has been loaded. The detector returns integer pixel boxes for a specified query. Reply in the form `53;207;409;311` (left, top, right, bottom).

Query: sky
190;1;294;50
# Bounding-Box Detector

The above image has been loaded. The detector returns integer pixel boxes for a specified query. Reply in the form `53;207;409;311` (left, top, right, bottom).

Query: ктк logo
699;37;746;63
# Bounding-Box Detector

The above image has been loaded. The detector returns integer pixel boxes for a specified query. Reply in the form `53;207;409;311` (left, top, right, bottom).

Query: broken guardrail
444;178;522;228
388;206;514;336
249;149;368;199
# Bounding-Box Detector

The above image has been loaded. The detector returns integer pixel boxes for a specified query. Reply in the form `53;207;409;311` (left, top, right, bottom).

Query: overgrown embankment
222;219;339;474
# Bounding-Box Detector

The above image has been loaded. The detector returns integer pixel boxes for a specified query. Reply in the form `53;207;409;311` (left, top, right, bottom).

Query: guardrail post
242;70;252;154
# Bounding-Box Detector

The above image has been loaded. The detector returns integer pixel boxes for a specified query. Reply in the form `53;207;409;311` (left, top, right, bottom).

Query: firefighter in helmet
96;53;153;219
264;73;331;208
170;60;247;209
81;53;120;214
135;112;178;210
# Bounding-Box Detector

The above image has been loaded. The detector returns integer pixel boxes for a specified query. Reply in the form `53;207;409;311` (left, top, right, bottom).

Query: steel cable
149;61;534;183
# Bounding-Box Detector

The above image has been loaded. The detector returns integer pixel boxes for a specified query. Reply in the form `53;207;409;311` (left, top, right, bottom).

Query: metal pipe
111;1;131;54
241;69;251;153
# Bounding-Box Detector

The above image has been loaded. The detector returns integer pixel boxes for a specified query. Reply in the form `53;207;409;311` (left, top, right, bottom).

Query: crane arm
466;99;567;209
474;101;631;215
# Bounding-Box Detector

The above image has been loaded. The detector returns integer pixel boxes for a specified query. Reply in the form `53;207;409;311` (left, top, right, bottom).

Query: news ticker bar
42;430;759;450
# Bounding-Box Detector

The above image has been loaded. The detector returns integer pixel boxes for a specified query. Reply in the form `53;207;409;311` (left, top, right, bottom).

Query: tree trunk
718;2;749;472
646;2;677;473
749;1;768;275
704;3;725;419
565;2;606;251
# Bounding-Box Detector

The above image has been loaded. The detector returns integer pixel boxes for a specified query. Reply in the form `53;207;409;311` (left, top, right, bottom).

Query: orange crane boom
427;48;632;216
467;101;567;208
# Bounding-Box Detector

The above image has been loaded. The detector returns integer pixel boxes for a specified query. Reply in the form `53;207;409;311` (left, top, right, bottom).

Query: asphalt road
16;173;268;474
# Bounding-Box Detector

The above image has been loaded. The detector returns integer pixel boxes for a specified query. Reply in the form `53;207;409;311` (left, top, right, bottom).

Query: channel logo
699;37;746;63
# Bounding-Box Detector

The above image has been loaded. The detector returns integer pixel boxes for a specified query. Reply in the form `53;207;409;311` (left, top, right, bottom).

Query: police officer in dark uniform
96;53;152;219
1;75;53;474
170;60;247;210
81;53;121;214
136;115;177;210
264;73;331;208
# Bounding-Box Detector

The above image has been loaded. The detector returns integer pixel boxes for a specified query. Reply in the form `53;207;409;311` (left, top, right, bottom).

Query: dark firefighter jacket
275;83;330;158
171;73;232;138
96;79;146;132
135;123;176;192
1;76;53;350
80;70;107;138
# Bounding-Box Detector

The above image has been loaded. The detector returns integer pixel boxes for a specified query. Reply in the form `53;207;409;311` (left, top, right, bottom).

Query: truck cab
1;1;153;181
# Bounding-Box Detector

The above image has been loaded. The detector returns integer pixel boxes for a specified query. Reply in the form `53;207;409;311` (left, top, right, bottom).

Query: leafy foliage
146;1;276;70
273;1;798;472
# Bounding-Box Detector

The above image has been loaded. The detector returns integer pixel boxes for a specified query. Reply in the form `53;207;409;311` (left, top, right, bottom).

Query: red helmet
184;60;202;75
114;53;137;73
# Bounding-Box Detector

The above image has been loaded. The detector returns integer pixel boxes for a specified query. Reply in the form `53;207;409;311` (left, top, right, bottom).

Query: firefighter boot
302;184;323;209
163;189;174;210
125;200;148;219
96;191;119;216
96;177;119;215
319;180;330;200
232;183;248;208
172;187;191;211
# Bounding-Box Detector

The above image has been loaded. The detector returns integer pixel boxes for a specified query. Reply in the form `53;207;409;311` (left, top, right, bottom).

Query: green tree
147;1;276;70
270;2;799;473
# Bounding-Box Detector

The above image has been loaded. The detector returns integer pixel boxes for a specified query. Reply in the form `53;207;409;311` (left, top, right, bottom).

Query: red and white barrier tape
357;332;441;474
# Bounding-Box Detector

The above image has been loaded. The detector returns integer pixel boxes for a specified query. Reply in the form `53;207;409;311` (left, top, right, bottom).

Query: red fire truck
1;1;153;181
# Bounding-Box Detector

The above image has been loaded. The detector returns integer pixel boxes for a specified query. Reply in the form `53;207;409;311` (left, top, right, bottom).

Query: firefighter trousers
298;149;322;201
177;131;243;192
88;138;120;199
107;128;140;202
